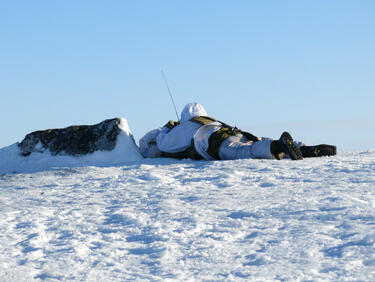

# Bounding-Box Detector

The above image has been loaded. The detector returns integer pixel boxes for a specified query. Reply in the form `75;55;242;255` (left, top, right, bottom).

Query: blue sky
1;1;374;151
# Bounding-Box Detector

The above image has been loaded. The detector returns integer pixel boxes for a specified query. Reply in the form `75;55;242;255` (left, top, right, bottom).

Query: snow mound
0;118;143;174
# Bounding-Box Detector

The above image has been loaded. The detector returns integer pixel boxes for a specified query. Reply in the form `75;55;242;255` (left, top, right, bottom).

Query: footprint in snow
228;211;259;219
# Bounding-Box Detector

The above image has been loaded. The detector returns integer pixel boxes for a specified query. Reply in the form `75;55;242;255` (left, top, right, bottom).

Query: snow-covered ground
1;150;375;281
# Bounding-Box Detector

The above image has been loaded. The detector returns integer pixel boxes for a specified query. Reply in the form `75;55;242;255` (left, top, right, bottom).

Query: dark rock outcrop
19;118;125;156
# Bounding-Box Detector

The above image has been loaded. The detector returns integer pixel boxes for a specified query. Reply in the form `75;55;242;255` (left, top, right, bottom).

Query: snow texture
1;150;375;281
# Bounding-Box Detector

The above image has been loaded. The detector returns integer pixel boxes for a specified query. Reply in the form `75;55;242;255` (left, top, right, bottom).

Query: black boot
271;132;303;160
299;144;336;158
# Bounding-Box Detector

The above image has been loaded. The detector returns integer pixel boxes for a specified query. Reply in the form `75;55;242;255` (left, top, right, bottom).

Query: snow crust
0;118;143;174
1;151;375;281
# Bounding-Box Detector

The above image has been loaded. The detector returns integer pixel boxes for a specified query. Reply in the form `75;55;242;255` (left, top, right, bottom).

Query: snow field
1;151;375;281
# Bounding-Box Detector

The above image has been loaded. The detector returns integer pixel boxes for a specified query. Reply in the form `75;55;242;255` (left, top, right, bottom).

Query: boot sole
280;132;303;160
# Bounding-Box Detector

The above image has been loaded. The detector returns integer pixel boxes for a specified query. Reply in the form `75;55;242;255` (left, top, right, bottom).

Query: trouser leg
218;134;274;160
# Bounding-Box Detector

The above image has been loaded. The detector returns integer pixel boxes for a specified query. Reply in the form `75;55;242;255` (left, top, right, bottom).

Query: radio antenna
161;70;180;121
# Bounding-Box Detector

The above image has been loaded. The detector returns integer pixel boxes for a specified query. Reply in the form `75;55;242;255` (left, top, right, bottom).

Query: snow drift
1;151;375;281
0;118;143;174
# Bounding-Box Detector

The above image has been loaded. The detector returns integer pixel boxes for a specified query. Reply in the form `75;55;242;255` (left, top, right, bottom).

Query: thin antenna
161;70;180;121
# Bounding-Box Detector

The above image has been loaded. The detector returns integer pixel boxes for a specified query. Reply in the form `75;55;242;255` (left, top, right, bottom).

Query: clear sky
1;1;374;151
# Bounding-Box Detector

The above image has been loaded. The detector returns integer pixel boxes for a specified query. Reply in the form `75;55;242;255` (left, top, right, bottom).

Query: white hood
180;103;208;122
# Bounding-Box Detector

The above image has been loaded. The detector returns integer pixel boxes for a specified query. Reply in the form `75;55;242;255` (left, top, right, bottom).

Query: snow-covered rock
0;118;143;174
18;118;125;156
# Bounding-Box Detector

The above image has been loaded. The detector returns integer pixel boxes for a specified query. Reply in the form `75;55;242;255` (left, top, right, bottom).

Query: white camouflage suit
140;103;298;160
139;103;303;160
